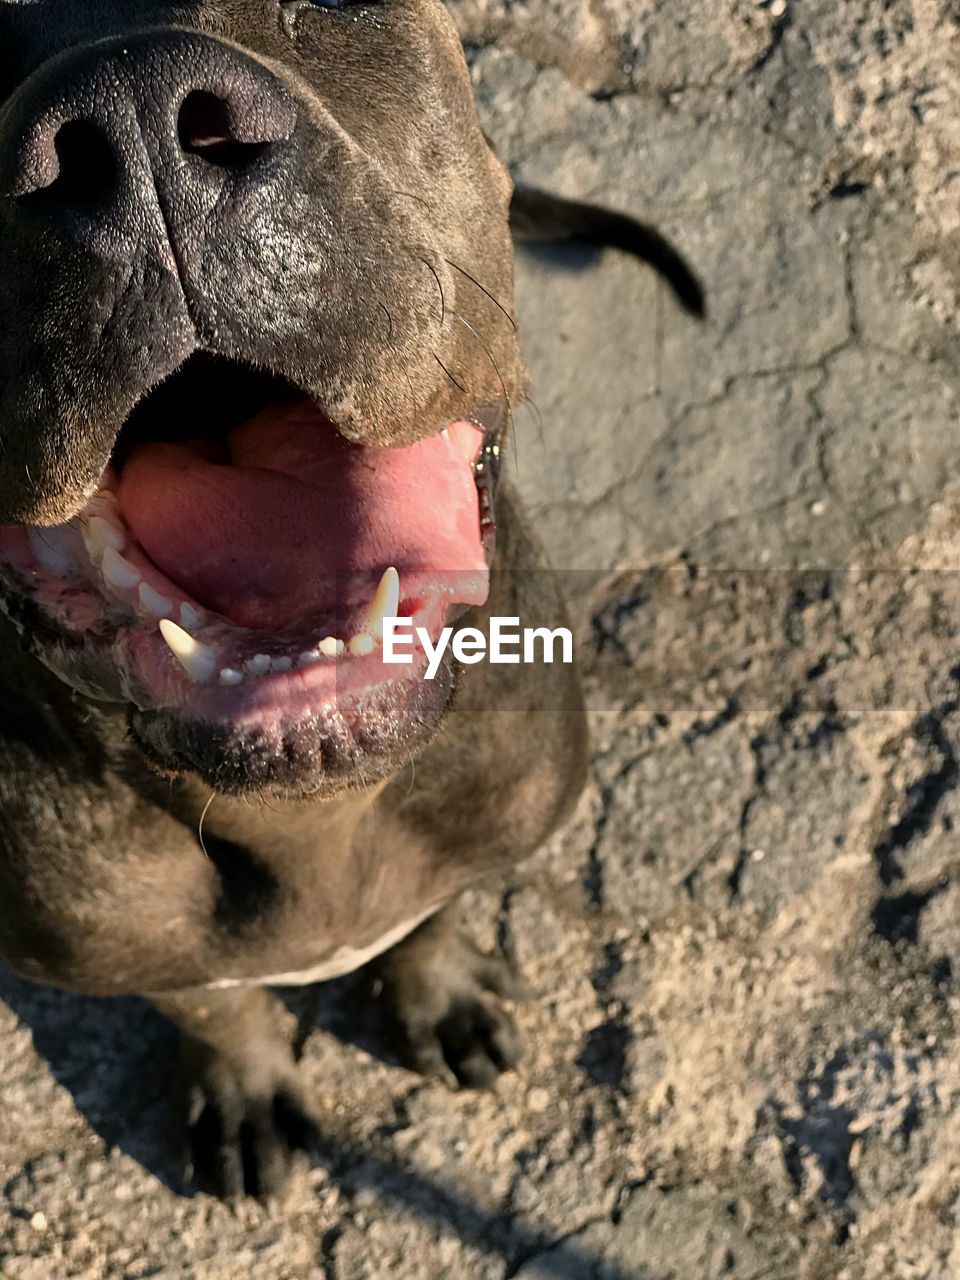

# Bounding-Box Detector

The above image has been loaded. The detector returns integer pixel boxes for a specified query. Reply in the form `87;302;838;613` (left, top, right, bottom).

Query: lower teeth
29;499;401;690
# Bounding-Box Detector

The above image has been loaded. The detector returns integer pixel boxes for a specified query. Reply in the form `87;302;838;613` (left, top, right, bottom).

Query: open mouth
0;354;505;783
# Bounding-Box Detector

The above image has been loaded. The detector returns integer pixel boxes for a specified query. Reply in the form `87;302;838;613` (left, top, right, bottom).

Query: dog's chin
0;355;504;797
128;654;459;798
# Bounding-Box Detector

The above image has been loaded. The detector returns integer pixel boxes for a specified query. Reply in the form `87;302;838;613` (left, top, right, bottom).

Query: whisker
525;396;546;448
434;353;467;394
376;300;394;344
390;189;434;212
197;792;215;860
450;309;512;421
511;396;548;476
257;793;284;819
419;256;446;328
444;258;517;333
376;295;417;435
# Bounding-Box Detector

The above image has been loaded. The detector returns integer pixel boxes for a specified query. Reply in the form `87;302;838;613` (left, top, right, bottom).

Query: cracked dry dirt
2;2;960;1278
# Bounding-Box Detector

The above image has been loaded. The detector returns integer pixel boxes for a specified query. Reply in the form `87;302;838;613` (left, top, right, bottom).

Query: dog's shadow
0;969;646;1280
0;968;182;1188
0;965;388;1194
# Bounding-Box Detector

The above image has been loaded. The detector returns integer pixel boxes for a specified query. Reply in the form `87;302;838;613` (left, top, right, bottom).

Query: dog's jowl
0;0;697;1198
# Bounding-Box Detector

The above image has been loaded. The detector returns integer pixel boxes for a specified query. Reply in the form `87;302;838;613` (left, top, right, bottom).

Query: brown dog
0;0;702;1197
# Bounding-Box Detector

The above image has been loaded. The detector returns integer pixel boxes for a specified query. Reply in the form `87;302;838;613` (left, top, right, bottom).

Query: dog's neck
168;769;390;858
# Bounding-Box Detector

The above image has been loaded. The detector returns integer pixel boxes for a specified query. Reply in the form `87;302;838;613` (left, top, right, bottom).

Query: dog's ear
509;184;706;319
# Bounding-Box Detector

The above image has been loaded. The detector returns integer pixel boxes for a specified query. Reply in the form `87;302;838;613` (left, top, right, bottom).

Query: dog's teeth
272;656;293;673
349;632;376;657
364;566;400;639
80;512;124;568
138;583;173;617
298;640;342;665
180;603;205;631
83;514;125;561
101;546;141;591
158;619;217;683
246;654;272;677
219;668;244;687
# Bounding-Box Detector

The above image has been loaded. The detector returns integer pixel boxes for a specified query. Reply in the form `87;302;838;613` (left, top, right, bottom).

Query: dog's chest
189;788;457;989
204;902;439;989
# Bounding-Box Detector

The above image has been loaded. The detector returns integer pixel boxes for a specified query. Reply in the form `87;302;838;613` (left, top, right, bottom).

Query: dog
0;0;703;1198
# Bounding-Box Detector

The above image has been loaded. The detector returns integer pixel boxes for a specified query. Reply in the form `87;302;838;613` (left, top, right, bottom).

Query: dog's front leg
373;904;527;1090
151;985;319;1199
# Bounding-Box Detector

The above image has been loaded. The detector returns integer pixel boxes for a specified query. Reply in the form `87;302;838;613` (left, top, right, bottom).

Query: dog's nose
1;30;297;246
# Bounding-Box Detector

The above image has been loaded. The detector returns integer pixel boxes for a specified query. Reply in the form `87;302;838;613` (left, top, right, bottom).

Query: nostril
178;90;273;169
20;119;118;208
178;90;232;153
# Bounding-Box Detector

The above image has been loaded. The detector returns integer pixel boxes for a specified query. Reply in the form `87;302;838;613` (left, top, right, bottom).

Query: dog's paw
176;1053;320;1200
378;932;527;1090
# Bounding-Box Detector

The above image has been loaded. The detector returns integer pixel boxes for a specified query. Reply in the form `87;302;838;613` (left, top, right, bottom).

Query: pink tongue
117;403;486;629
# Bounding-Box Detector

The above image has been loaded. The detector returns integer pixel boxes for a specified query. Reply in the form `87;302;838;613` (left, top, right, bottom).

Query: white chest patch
204;904;440;990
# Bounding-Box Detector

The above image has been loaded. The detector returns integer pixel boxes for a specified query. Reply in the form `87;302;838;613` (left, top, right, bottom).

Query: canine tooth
349;632;376;657
364;566;400;639
246;654;272;676
159;619;217;683
299;650;322;667
138;583;173;617
219;668;244;687
272;656;293;673
88;515;125;550
102;546;141;590
180;603;205;630
318;636;344;658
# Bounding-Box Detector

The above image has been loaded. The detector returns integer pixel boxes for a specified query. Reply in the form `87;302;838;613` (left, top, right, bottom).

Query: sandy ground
2;2;960;1277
